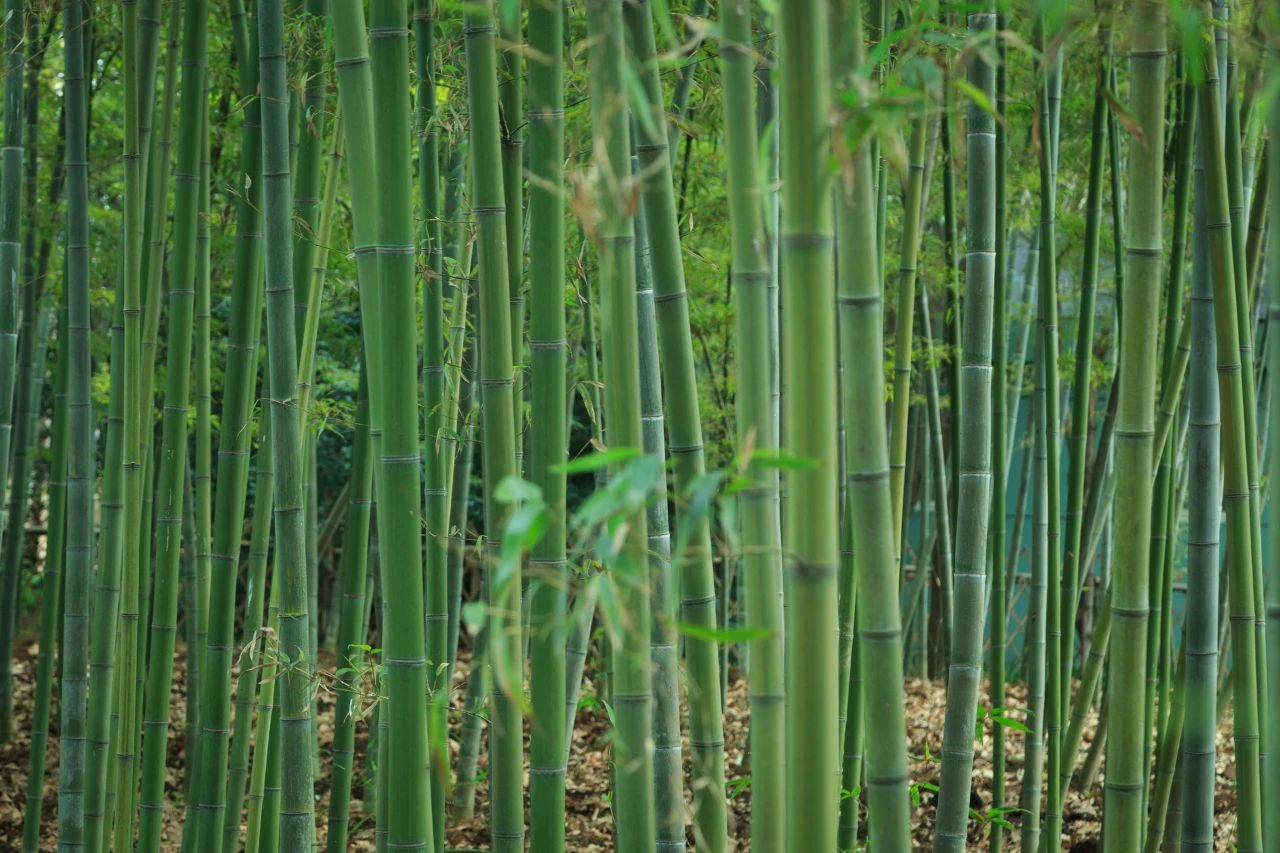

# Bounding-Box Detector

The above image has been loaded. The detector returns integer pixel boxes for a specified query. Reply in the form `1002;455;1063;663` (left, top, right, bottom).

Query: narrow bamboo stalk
189;3;264;845
1195;17;1264;847
582;2;656;848
1264;10;1280;849
0;0;26;739
38;309;68;853
621;7;728;846
257;0;316;845
326;368;373;853
527;0;568;847
720;1;784;846
222;397;274;853
464;1;524;848
136;0;206;843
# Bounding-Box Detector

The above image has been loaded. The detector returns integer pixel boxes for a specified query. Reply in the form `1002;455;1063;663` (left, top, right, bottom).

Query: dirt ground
0;638;1243;850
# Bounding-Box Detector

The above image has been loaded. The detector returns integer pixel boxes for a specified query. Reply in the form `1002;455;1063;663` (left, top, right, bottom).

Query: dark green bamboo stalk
367;0;435;843
222;398;274;853
0;0;25;737
56;0;92;838
464;1;524;848
25;305;66;853
1182;138;1221;847
413;0;447;845
1264;10;1280;848
136;0;205;843
1019;360;1048;852
720;0;784;847
1196;17;1263;848
934;8;996;846
621;8;728;847
888;111;929;555
190;3;264;844
110;0;148;837
1103;2;1166;846
1059;32;1112;737
257;0;315;845
988;17;1009;850
498;1;524;480
583;2;655;849
244;579;281;853
528;0;567;847
290;0;328;340
326;368;372;853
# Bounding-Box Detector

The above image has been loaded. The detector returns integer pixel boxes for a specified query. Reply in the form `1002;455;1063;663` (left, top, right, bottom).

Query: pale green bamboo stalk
720;0;784;847
934;9;997;846
1196;17;1264;847
621;7;728;847
583;2;656;849
1103;1;1167;847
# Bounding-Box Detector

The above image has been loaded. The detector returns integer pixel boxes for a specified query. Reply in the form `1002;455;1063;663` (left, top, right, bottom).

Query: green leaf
555;446;641;474
673;621;770;643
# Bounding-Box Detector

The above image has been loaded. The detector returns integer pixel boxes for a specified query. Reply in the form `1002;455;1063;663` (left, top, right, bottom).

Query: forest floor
0;636;1243;851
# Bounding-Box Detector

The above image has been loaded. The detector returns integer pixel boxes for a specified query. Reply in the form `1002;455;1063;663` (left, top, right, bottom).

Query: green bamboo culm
933;7;996;847
888;110;929;557
0;0;25;743
1264;7;1280;848
527;0;568;848
1196;13;1264;848
189;1;264;844
367;0;436;842
1058;27;1112;738
413;0;447;844
26;306;66;853
222;394;275;853
719;0;784;848
987;15;1009;852
325;367;373;853
464;1;525;849
50;0;90;842
620;6;728;847
829;1;911;849
781;0;852;849
583;1;656;849
135;0;207;842
257;0;316;846
111;0;148;838
1103;1;1166;847
1180;86;1219;849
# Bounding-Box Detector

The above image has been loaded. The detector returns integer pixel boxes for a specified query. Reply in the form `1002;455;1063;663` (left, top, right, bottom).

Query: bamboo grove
3;0;1280;850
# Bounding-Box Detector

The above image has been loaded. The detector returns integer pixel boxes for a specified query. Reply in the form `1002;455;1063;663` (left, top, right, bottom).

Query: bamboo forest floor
0;635;1244;851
